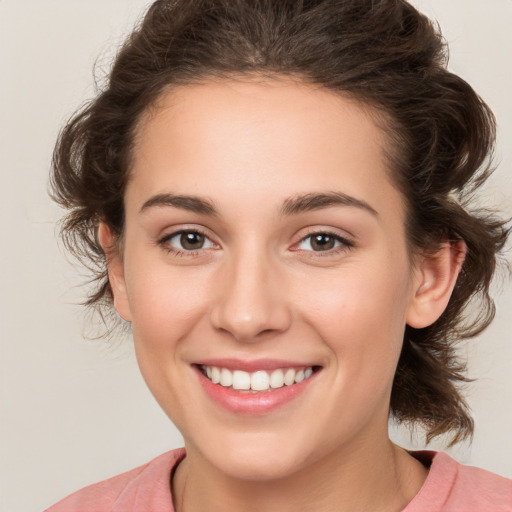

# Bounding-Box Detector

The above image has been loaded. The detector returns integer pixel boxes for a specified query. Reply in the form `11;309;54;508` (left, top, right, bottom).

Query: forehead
128;78;402;220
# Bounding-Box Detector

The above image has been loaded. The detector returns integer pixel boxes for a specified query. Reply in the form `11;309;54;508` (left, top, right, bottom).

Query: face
107;79;432;481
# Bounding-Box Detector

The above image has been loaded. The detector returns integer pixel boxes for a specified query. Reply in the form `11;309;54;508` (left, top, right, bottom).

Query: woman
46;0;511;510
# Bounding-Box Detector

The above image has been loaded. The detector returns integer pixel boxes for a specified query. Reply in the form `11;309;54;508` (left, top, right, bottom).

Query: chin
213;452;303;482
192;429;320;482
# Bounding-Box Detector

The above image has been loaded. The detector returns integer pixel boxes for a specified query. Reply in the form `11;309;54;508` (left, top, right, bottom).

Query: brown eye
162;230;216;253
180;232;205;250
310;234;336;251
296;232;352;253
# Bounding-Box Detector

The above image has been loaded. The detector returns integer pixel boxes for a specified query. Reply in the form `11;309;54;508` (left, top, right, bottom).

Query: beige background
1;1;511;511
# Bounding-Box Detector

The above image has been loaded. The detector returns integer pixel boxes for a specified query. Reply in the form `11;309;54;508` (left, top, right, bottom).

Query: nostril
257;328;280;337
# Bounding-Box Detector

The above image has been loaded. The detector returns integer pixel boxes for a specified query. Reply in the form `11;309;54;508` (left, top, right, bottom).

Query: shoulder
406;451;512;512
44;448;185;512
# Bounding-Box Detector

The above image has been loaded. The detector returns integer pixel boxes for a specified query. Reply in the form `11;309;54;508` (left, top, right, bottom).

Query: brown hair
50;0;510;444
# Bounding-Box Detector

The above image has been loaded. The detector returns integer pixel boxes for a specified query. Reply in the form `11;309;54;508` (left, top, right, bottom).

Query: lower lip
195;367;318;415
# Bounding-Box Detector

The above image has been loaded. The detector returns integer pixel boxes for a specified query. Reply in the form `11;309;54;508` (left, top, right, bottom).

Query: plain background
1;1;511;511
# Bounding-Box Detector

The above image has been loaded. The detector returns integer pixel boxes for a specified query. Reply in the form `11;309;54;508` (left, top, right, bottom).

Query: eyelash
158;229;216;257
293;230;354;257
157;229;354;257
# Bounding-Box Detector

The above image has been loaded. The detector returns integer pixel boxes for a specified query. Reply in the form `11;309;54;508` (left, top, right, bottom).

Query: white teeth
232;370;251;390
269;369;284;389
220;368;233;387
211;366;220;384
203;365;315;392
284;368;296;386
251;371;270;391
295;369;305;383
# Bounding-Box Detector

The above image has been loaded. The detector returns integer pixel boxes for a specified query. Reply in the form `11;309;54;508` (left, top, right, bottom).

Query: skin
100;78;465;512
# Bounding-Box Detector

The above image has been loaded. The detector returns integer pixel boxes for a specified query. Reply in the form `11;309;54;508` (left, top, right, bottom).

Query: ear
406;240;466;329
97;221;132;322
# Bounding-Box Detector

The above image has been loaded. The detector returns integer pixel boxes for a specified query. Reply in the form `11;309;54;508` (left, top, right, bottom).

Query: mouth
193;360;322;414
198;364;319;393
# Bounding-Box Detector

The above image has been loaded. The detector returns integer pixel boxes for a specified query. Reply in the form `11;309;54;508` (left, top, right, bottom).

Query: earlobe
97;222;132;322
406;240;466;329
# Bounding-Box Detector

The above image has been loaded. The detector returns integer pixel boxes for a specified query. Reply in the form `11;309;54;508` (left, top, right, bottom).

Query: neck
172;438;428;512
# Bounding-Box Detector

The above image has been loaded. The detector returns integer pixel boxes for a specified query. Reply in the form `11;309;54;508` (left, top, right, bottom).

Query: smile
201;365;315;392
195;361;321;414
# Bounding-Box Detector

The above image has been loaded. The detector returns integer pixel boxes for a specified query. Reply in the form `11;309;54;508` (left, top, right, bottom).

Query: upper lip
193;358;320;372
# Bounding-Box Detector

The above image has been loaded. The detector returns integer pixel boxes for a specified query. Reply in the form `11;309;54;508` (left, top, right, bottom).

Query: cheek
300;260;412;378
122;256;215;423
123;254;212;351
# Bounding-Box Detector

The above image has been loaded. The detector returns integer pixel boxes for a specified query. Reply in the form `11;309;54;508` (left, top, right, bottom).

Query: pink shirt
46;449;511;511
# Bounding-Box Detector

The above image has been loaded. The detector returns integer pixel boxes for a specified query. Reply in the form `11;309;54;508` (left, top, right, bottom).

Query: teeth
233;370;251;390
269;369;284;389
295;369;305;383
284;368;295;386
220;368;233;387
211;366;220;384
202;365;315;392
251;371;270;391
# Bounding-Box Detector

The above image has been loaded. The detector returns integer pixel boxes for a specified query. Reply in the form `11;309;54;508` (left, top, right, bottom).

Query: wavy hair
50;0;510;443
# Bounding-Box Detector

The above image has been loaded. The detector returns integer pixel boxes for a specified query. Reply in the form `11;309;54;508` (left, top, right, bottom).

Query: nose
210;249;292;343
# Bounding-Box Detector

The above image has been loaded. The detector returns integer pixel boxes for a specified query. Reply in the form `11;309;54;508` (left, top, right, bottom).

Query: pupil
312;234;334;251
181;232;204;250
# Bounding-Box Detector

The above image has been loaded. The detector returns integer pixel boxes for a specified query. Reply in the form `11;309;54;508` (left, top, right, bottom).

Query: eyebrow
140;193;218;215
139;191;378;218
281;192;378;217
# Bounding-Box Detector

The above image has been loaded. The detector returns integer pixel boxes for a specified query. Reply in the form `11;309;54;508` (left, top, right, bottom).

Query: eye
160;230;216;252
296;232;352;252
